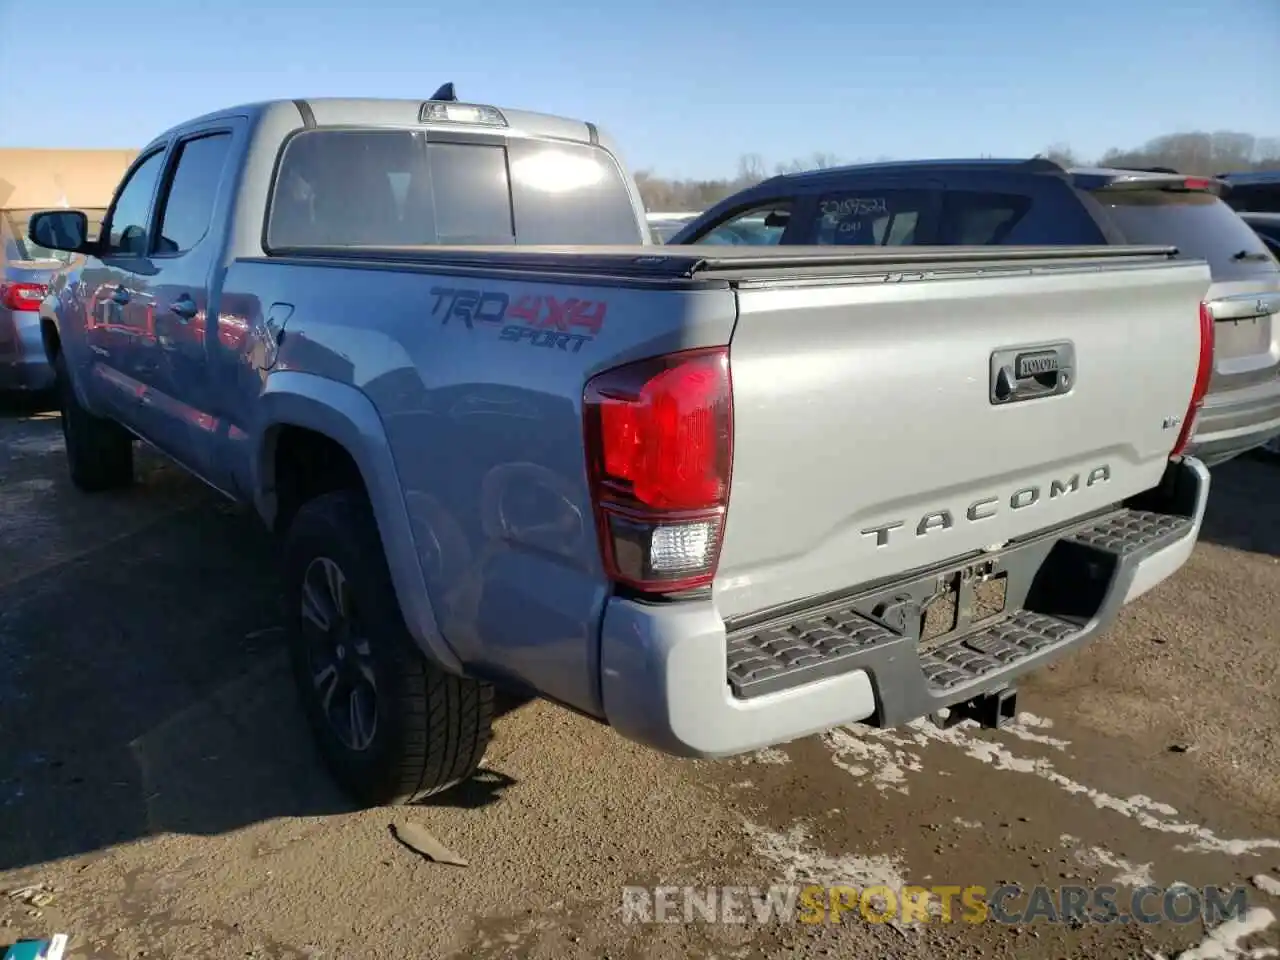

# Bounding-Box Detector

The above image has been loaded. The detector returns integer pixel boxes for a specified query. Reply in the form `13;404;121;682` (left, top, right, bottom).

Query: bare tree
1040;142;1080;168
736;153;769;184
632;131;1280;212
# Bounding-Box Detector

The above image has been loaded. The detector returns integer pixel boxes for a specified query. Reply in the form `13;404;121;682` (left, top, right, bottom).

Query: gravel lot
1;398;1278;959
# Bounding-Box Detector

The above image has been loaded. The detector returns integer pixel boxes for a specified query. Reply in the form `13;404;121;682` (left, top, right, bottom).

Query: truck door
129;125;240;484
86;149;167;420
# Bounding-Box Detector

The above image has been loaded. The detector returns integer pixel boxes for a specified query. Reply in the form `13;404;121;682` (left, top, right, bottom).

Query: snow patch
823;726;922;794
1254;875;1280;897
743;747;791;765
821;721;1280;858
1003;712;1071;749
743;820;906;890
1062;839;1154;887
912;721;1280;858
1151;906;1277;960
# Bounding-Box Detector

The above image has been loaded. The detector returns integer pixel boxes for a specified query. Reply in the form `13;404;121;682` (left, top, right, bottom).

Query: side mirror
28;210;92;254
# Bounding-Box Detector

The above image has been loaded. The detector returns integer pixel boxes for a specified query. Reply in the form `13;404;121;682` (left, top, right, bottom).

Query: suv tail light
1171;301;1215;458
583;347;732;593
0;281;48;312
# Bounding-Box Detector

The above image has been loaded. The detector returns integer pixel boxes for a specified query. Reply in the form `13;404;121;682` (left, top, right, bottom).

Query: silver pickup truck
30;94;1214;809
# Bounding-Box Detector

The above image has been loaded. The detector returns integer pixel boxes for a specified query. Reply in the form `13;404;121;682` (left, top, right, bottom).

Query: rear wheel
283;489;493;807
54;351;134;492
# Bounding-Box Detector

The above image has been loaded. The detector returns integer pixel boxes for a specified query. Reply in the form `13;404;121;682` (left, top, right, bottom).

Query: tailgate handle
1204;292;1280;322
990;342;1075;405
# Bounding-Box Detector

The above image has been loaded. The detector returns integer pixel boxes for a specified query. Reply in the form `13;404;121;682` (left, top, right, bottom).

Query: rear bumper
1189;380;1280;466
599;457;1209;759
0;309;54;392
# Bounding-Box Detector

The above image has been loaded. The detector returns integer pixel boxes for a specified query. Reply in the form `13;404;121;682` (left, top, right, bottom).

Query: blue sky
1;0;1276;180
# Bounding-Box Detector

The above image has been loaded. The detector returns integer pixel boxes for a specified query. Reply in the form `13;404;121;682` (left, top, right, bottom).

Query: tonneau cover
261;243;1180;283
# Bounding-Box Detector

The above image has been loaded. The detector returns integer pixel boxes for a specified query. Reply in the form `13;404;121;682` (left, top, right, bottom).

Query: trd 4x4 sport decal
430;286;608;354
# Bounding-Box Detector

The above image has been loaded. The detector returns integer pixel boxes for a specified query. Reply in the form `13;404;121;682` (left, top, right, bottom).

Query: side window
939;191;1032;245
693;203;792;246
813;190;931;246
155;133;233;255
103;151;166;257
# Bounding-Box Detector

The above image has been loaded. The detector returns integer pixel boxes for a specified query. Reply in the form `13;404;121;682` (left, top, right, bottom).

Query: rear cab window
266;128;643;249
1090;189;1279;280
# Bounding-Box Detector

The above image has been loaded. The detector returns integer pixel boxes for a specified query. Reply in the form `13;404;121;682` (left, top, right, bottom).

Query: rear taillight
1171;302;1215;458
0;281;48;312
1182;177;1212;191
583;347;732;593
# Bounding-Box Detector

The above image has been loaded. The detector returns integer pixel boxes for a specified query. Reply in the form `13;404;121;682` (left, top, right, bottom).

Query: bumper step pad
1064;509;1191;556
725;508;1194;701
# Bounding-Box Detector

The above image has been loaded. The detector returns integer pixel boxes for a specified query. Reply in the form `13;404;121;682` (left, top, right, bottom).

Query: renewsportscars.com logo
621;883;1253;926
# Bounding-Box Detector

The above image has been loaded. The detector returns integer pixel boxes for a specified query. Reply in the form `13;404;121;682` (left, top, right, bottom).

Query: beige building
0;148;138;210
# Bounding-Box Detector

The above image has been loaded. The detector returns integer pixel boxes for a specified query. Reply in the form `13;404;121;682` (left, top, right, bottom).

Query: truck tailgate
716;252;1211;620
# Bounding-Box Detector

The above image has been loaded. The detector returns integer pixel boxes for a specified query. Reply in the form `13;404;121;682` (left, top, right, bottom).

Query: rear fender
253;370;463;675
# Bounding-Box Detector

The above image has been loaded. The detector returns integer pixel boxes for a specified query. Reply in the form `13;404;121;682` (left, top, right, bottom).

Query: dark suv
670;159;1280;466
1219;170;1280;214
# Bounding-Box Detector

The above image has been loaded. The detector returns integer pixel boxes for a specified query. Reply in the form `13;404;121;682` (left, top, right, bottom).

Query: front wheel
54;350;134;492
283;489;494;807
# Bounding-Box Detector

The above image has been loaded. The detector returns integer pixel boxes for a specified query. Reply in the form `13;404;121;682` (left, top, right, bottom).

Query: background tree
634;129;1280;211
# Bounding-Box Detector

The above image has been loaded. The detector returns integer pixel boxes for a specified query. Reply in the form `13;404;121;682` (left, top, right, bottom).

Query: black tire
54;350;134;492
283;489;493;807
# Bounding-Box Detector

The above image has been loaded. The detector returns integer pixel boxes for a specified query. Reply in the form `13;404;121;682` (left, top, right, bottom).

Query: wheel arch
254;371;463;676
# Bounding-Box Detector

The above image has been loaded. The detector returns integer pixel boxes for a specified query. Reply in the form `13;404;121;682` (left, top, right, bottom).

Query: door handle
111;285;130;306
170;296;198;321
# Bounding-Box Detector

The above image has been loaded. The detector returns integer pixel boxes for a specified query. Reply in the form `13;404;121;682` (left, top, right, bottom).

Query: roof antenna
430;82;458;102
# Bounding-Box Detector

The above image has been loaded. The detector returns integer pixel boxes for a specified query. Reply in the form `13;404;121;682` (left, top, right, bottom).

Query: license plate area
857;555;1017;651
919;568;1009;650
1215;315;1271;359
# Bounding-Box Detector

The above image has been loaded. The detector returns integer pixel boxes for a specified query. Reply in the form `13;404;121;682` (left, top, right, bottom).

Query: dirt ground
1;398;1278;960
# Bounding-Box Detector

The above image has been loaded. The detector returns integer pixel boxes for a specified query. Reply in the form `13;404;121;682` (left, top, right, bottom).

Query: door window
691;203;792;246
103;151;166;257
938;191;1032;244
813;189;933;246
155;133;234;255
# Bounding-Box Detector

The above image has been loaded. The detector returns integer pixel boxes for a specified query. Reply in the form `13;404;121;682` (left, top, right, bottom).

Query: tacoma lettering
860;465;1112;548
